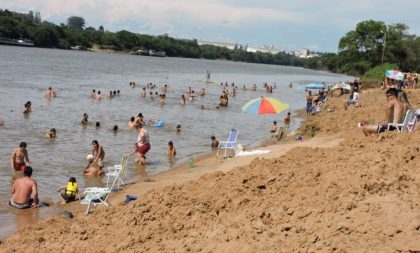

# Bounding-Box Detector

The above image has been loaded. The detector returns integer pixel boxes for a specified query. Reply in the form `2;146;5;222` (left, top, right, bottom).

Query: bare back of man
10;175;39;208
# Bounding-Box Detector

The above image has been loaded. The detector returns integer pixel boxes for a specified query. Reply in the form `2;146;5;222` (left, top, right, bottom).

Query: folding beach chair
275;126;287;142
217;129;239;158
80;187;111;215
105;156;128;191
388;109;412;132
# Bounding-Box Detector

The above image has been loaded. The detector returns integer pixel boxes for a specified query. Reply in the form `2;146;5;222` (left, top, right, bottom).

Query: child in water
57;177;80;204
167;141;176;158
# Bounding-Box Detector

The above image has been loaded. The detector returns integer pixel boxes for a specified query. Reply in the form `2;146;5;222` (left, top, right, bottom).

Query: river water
0;45;351;237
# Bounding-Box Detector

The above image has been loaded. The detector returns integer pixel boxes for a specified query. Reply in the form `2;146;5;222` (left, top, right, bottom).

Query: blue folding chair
217;129;239;158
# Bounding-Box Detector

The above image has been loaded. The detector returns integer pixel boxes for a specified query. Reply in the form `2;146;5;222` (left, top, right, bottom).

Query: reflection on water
0;45;351;238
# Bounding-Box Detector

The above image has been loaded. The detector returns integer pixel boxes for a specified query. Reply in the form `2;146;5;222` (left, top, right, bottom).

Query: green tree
67;16;85;30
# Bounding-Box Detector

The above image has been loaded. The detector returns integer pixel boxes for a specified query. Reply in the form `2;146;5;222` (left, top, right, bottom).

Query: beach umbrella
241;97;289;115
332;83;351;90
304;83;325;89
385;70;404;81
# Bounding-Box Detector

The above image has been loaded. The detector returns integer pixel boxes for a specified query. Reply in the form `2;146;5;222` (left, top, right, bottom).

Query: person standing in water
11;142;30;172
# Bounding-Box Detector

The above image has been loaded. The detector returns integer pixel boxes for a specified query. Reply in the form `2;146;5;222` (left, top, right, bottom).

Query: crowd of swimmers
7;74;287;209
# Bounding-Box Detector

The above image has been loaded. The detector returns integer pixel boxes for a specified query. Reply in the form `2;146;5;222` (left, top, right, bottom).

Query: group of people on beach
10;73;283;208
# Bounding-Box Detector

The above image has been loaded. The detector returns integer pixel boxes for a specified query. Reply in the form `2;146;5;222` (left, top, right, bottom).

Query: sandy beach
2;87;420;252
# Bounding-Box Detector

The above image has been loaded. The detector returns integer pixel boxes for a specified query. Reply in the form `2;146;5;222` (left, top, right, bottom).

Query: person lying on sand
362;88;403;136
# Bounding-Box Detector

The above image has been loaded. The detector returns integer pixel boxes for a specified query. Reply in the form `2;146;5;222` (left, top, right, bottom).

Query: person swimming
167;141;176;158
23;101;32;114
46;128;56;138
81;113;88;125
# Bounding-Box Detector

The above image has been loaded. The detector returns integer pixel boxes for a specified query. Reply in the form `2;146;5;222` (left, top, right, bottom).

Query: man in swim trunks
9;166;39;209
306;91;313;115
11;142;30;172
362;88;403;136
136;124;150;165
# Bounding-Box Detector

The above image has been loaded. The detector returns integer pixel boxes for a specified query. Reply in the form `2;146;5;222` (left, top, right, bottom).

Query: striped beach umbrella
241;97;289;115
385;70;404;81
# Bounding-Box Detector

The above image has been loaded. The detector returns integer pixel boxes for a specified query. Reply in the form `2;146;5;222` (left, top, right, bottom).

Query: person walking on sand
11;142;30;172
9;166;39;209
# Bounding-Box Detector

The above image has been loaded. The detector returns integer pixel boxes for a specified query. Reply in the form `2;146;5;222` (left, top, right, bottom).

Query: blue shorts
306;104;312;112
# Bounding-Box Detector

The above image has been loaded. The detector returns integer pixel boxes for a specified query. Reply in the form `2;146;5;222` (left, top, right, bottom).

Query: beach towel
235;150;271;157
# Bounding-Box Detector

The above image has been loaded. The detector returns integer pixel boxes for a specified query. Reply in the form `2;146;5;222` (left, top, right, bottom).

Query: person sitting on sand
11;142;30;172
167;141;176;158
9;166;39;209
344;90;359;110
362;88;403;136
270;121;278;133
23;101;32;114
84;140;105;176
211;136;219;148
45;87;56;98
57;177;80;204
46;128;56;138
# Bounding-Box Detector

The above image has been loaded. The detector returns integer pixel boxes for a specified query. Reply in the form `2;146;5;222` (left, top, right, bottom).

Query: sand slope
2;89;420;253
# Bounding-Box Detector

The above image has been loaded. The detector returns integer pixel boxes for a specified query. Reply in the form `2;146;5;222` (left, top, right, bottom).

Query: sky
2;0;419;52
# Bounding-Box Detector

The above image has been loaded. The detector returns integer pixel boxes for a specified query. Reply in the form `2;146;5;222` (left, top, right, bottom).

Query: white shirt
352;92;359;102
137;128;150;145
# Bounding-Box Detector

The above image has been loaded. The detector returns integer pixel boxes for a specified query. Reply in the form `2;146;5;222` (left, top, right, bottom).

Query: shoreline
0;131;342;241
0;114;303;240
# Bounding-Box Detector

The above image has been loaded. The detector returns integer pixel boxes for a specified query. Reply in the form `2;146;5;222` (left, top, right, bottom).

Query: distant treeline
1;9;419;77
0;9;303;67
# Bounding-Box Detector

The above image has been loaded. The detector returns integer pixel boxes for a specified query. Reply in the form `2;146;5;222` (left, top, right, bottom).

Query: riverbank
3;88;420;252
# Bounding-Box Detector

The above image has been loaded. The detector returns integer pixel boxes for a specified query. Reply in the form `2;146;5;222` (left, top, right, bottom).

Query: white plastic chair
217;129;239;158
105;156;128;190
80;187;112;215
388;109;412;132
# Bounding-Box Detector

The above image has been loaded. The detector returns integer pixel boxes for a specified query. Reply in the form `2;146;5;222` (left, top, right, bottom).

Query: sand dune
2;88;420;253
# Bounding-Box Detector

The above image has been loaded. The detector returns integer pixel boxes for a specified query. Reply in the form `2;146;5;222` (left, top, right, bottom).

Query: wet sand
3;88;420;252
